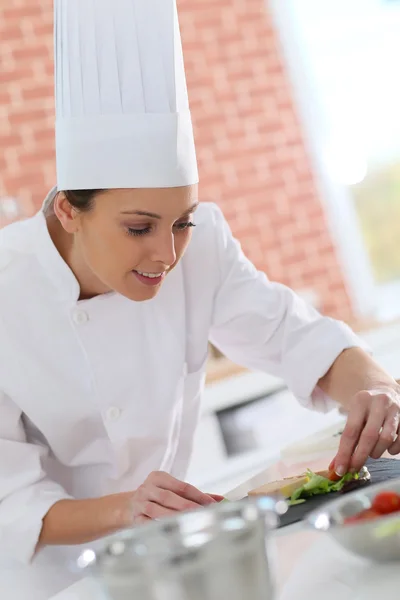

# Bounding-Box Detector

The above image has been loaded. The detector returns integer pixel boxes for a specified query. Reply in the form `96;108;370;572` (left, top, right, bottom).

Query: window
271;0;400;321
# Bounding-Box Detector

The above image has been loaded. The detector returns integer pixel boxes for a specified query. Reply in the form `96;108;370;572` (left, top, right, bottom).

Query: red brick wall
0;3;54;218
0;0;353;320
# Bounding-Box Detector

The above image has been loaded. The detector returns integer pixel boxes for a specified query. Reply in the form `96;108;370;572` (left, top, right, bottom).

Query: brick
0;91;12;105
0;24;23;41
3;170;46;189
2;6;42;20
19;149;55;167
33;127;55;144
0;133;22;147
32;21;53;37
43;60;55;78
12;45;49;62
22;85;54;102
7;101;50;120
0;67;34;84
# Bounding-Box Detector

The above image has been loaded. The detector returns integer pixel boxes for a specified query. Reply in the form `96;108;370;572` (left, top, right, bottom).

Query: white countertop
274;527;400;600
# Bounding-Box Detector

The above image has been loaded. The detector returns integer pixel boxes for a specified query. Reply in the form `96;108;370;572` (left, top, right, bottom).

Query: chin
120;283;162;302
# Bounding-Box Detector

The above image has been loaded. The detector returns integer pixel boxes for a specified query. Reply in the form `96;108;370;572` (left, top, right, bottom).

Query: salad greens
289;470;359;506
374;519;400;539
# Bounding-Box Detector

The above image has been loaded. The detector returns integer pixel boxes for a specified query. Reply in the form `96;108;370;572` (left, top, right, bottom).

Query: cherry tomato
372;491;400;515
344;509;380;525
328;470;341;482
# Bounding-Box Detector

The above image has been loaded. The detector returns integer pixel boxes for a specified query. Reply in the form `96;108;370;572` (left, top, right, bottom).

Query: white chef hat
54;0;198;191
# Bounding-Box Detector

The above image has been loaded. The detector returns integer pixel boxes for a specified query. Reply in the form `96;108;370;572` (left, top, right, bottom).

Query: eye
126;221;196;238
127;227;151;237
174;221;196;231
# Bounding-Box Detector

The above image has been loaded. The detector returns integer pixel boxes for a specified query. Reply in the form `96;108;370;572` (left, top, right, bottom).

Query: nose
149;230;176;268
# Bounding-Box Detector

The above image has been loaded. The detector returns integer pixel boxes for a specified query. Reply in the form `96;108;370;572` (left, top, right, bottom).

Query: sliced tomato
344;508;380;525
372;491;400;515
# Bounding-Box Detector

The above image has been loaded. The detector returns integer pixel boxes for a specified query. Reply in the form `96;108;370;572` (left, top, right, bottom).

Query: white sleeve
0;389;72;565
208;205;369;411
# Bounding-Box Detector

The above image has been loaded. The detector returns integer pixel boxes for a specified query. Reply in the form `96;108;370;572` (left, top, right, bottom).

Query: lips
135;270;164;279
132;270;166;287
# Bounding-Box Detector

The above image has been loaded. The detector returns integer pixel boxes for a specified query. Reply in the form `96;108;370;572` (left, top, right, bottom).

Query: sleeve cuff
284;319;371;413
0;482;73;565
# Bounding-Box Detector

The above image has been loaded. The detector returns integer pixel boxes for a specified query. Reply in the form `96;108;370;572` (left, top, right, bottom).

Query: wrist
39;494;136;547
322;347;400;408
102;491;135;531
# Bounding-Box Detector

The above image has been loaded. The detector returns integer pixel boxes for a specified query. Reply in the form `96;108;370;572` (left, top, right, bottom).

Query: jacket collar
34;187;81;305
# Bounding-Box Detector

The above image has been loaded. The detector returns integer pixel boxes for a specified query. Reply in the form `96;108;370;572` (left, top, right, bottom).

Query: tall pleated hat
54;0;199;190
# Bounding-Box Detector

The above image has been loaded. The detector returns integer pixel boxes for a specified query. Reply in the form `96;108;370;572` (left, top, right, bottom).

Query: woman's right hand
38;472;221;548
121;471;219;526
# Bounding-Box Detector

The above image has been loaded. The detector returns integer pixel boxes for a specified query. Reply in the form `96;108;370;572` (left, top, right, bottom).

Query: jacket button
105;407;121;421
72;310;89;325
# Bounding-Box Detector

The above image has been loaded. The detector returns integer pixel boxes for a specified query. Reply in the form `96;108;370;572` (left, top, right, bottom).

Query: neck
46;215;110;300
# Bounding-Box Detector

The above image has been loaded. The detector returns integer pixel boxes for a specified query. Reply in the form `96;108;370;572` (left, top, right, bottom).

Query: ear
53;193;81;233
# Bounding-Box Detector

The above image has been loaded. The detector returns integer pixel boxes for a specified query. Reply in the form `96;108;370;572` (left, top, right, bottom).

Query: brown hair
63;189;104;212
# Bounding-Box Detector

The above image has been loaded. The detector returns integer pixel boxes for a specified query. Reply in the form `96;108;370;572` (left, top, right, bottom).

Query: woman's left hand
332;387;400;476
208;494;225;502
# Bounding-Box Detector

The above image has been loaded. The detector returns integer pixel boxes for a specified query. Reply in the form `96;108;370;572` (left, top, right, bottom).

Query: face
55;186;199;301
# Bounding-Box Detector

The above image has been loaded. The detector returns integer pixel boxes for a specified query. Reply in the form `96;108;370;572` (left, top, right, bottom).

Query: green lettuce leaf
288;498;306;506
375;519;400;539
289;470;359;505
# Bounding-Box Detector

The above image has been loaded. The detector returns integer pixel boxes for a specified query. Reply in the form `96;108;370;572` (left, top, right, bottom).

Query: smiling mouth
132;270;166;287
135;270;165;279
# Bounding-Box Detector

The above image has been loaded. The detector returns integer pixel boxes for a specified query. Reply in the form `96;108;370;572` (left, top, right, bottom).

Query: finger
208;494;225;502
388;434;400;456
350;400;387;472
149;472;217;506
148;486;202;512
140;501;180;520
335;400;368;476
388;416;400;456
370;407;399;459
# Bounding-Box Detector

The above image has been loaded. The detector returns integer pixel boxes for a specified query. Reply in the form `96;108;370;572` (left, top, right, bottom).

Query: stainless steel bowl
307;477;400;562
76;496;287;600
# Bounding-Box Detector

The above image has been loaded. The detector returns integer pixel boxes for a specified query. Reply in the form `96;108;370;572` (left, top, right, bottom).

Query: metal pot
76;496;286;600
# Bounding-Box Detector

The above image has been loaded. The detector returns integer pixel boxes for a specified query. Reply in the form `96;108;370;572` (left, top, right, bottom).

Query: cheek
80;226;131;267
81;229;111;260
106;237;143;273
174;230;193;260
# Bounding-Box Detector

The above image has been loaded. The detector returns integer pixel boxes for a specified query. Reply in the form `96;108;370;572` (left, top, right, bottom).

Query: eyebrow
121;202;199;219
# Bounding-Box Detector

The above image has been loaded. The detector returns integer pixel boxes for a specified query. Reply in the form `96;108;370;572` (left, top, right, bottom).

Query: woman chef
0;1;400;598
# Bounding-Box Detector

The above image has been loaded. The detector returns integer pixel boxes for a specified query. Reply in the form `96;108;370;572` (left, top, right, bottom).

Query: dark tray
279;457;400;528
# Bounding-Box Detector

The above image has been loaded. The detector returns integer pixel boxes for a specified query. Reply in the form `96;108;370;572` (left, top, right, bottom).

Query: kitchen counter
227;447;400;599
274;526;400;600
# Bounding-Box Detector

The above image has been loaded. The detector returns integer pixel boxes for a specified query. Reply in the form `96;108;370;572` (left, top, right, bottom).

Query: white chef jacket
0;187;364;599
